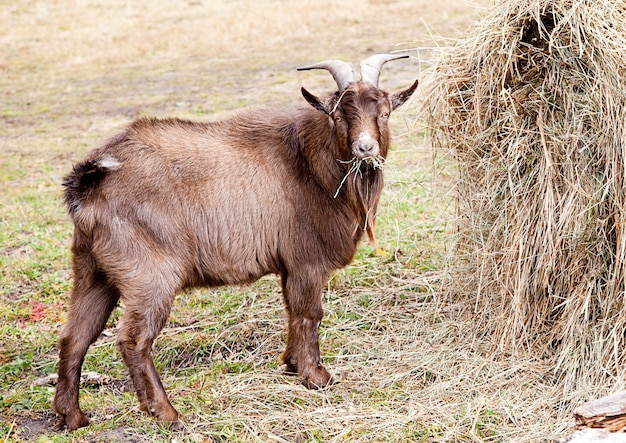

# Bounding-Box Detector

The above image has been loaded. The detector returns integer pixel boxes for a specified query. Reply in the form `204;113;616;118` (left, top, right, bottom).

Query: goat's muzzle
352;132;380;159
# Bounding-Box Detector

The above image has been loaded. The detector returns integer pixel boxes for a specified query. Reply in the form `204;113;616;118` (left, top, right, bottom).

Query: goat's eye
380;112;389;119
334;115;342;122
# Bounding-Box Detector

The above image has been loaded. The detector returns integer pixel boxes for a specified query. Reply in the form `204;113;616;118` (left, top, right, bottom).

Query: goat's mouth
338;156;385;171
359;156;385;170
333;156;385;198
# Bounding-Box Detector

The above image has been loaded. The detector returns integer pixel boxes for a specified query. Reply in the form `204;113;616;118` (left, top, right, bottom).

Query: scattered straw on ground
155;272;571;442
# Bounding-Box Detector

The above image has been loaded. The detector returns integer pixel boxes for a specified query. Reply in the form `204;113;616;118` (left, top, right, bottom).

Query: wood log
33;371;111;387
560;391;626;442
574;390;626;431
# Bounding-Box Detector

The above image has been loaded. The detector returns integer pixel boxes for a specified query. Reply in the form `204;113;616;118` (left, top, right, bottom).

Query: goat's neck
296;110;383;243
296;111;350;197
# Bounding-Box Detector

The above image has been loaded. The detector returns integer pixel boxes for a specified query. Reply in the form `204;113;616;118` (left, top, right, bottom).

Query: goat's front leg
281;271;334;389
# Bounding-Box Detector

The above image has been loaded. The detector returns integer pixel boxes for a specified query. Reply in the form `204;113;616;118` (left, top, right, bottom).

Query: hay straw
164;276;572;442
419;0;626;391
334;156;385;198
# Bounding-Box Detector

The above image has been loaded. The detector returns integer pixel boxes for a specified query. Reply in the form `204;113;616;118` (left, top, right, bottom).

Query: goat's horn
297;60;355;92
359;54;409;88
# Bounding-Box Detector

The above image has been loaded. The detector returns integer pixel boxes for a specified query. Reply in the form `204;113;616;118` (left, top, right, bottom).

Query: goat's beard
334;156;385;195
337;156;385;244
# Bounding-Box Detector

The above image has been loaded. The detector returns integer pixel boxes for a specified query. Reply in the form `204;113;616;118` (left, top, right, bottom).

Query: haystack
421;0;626;389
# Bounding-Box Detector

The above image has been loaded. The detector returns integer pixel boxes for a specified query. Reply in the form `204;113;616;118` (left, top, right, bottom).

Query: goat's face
301;79;418;166
331;83;390;161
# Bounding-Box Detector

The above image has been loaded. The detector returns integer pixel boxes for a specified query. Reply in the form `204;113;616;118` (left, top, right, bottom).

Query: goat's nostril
353;133;380;158
354;140;380;158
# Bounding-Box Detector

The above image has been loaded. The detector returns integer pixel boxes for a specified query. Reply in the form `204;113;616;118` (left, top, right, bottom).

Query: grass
0;0;588;441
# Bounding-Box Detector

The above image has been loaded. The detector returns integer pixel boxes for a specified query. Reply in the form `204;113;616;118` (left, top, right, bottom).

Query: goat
52;54;418;431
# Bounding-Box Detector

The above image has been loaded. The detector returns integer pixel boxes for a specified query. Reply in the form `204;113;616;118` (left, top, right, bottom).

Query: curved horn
360;54;409;88
297;60;355;92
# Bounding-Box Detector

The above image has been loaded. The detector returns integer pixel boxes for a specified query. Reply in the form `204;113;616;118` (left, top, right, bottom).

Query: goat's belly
193;249;278;287
196;268;272;288
191;222;281;287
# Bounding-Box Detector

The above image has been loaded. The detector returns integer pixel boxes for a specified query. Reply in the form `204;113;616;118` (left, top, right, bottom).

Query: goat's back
64;113;359;291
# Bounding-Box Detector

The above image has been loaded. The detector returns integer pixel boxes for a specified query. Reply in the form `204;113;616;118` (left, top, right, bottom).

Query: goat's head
298;54;418;166
297;55;418;243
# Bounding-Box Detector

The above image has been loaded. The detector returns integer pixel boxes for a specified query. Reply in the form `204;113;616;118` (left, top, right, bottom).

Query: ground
1;1;578;442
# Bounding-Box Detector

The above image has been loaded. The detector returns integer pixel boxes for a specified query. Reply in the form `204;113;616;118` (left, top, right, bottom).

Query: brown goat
53;54;418;431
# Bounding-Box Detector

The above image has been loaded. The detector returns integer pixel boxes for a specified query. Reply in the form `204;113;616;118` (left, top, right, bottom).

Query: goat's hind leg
53;266;119;431
117;289;183;429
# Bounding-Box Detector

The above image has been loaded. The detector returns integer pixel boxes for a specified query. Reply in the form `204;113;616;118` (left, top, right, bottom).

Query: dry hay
419;0;626;391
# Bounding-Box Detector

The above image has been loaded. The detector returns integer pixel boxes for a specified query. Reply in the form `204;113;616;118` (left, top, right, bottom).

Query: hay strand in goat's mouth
419;0;626;390
334;157;385;198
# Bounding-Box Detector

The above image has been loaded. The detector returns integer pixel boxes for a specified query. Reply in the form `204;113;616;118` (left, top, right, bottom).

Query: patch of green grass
2;384;52;414
303;428;325;442
474;408;502;439
403;423;445;442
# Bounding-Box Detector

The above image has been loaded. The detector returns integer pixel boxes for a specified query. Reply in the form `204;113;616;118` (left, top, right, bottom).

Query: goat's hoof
160;413;186;431
302;364;335;389
53;411;90;432
167;418;185;431
53;417;66;432
153;405;184;430
283;361;298;376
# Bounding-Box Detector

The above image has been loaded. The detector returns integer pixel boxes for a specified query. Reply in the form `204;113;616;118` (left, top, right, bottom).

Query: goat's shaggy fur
53;72;418;431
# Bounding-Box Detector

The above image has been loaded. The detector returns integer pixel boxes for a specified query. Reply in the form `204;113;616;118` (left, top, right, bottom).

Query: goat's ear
301;87;331;115
390;79;419;111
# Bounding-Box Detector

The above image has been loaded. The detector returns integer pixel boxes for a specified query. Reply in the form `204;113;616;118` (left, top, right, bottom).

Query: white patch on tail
98;157;121;170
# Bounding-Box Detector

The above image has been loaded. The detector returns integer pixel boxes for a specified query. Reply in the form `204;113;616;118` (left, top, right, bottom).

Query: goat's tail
62;157;121;216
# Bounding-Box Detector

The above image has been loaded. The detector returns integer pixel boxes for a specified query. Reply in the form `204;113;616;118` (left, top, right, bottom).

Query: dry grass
419;0;626;401
0;0;600;441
